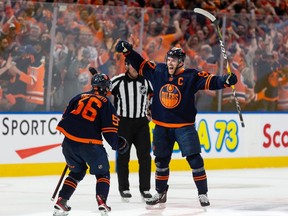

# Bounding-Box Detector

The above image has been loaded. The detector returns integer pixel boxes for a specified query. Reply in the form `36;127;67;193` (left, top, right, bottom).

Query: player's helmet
166;47;186;63
91;73;111;95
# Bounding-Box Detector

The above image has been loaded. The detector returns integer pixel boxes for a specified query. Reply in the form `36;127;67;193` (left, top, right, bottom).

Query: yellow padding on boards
1;157;288;177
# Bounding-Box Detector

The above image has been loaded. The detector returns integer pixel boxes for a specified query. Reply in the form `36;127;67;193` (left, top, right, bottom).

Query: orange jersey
19;62;45;105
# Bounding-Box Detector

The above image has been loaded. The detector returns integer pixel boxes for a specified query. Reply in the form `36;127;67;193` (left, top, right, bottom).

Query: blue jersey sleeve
100;98;120;150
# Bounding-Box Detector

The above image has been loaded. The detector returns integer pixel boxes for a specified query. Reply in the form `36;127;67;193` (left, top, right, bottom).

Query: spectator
144;18;184;63
0;36;10;58
0;55;15;111
9;40;46;111
21;23;42;46
1;0;288;113
222;43;249;111
277;44;288;111
252;52;281;111
4;44;34;111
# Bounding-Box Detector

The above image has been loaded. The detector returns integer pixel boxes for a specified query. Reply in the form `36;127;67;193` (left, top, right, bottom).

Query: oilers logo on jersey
159;84;181;109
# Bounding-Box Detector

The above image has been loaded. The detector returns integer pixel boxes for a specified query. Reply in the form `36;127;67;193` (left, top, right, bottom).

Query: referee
111;59;153;201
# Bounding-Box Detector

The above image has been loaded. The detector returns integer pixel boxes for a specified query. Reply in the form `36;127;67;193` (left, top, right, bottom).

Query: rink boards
0;113;287;176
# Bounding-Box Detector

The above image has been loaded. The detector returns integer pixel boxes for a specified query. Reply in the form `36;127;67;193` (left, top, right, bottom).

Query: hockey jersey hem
56;126;103;144
152;119;194;128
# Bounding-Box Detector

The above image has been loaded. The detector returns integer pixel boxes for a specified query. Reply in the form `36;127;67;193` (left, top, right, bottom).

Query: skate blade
99;211;109;216
145;203;166;210
98;205;111;215
203;207;208;212
53;209;69;216
121;197;131;203
200;202;210;209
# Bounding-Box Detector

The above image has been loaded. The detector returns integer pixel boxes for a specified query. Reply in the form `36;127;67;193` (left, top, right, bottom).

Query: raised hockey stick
194;8;245;128
51;164;68;201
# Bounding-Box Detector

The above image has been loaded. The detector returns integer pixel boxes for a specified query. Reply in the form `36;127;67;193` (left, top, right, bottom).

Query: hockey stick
194;8;245;128
51;164;68;201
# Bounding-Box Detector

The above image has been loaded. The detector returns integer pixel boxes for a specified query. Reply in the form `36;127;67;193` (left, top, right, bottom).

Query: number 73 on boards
198;120;239;153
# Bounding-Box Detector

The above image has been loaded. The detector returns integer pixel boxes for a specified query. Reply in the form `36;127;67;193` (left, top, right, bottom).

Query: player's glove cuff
117;136;129;155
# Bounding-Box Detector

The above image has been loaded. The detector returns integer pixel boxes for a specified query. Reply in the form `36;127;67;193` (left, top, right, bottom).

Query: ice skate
198;194;210;207
145;186;168;209
119;190;132;202
96;195;111;216
140;190;152;201
53;197;71;216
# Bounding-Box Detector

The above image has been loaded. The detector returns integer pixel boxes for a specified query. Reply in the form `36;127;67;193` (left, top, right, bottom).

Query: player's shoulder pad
111;73;125;82
156;62;166;70
184;68;200;75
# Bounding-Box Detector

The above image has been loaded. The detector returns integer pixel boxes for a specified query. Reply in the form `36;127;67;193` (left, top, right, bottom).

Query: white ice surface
0;168;287;216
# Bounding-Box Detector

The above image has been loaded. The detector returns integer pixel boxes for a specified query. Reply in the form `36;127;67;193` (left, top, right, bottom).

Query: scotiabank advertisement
0;113;287;164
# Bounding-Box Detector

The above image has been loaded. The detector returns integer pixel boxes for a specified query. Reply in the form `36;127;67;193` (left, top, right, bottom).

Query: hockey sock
186;154;208;194
155;167;169;193
59;176;78;200
154;157;170;193
192;167;208;195
96;173;110;201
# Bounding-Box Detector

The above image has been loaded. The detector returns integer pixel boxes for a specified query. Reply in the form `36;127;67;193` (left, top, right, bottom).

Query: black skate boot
145;185;169;209
140;190;152;201
53;197;71;216
198;194;210;207
96;195;111;216
119;190;132;202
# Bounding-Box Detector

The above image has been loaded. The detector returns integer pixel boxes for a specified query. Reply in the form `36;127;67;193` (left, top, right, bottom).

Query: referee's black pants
117;117;151;193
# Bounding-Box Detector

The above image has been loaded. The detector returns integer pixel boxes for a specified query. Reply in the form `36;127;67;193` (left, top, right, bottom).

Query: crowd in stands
0;0;288;112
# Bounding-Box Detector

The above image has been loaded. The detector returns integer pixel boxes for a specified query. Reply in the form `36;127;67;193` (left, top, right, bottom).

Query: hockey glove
88;67;98;75
222;73;237;87
117;136;129;155
115;40;132;53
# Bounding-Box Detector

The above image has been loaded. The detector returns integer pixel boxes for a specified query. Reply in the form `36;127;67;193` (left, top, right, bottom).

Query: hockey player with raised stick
115;40;237;208
53;71;129;216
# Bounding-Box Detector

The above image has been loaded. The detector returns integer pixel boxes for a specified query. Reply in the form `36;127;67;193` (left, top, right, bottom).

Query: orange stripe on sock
155;175;169;180
97;178;110;184
194;175;207;181
65;182;77;189
65;180;77;187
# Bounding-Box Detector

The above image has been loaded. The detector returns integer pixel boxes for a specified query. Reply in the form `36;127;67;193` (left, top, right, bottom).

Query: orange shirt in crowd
19;62;46;105
145;34;178;63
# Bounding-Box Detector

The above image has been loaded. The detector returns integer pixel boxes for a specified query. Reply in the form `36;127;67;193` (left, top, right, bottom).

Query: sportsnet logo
159;84;181;109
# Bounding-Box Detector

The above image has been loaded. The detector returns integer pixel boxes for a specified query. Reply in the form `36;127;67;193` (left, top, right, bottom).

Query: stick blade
194;8;216;22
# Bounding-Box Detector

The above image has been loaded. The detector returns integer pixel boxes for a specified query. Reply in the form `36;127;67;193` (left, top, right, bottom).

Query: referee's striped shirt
111;73;153;118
